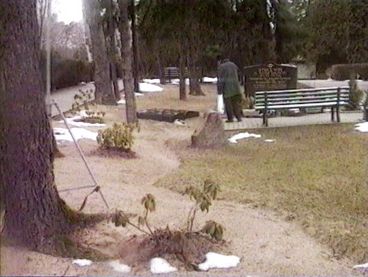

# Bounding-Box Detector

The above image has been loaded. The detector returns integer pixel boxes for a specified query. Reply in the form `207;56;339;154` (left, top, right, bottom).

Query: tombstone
243;63;297;98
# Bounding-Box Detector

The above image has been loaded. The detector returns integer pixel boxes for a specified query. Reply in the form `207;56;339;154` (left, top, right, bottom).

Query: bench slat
255;101;349;110
255;95;349;102
255;90;349;98
255;86;349;94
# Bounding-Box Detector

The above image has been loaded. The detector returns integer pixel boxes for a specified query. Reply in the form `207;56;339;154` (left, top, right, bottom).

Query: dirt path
1;112;357;276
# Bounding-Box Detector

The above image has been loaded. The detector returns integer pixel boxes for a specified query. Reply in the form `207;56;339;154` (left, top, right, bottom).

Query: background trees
300;0;368;74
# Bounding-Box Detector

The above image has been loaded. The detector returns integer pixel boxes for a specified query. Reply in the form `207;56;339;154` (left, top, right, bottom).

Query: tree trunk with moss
0;0;69;251
83;0;116;105
118;0;137;123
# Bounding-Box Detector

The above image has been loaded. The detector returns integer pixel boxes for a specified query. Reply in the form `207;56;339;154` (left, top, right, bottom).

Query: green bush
348;78;364;109
97;123;136;152
331;63;368;80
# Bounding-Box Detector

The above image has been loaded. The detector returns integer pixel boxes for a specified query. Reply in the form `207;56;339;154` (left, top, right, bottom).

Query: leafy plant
96;123;136;152
348;78;364;109
201;220;224;241
71;89;105;123
363;90;368;121
112;193;156;235
111;179;224;241
184;179;223;241
110;180;224;271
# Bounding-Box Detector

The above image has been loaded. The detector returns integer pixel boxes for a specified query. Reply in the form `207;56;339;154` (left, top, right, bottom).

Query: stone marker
243;63;297;98
191;112;226;148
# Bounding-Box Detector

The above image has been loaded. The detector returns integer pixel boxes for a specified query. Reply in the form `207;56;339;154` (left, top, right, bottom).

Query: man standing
217;57;243;122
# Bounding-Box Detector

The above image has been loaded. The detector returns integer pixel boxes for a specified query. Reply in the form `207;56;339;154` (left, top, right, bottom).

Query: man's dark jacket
217;60;241;98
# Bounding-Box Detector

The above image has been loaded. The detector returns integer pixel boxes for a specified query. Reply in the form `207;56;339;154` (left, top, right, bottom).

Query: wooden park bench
255;86;350;126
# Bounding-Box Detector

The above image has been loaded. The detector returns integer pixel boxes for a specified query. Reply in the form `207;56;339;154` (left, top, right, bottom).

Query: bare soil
0;85;359;276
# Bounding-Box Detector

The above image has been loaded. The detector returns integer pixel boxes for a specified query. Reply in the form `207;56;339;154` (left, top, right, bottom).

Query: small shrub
348;78;364;109
363;91;368;121
110;180;224;269
71;89;105;123
97;123;136;152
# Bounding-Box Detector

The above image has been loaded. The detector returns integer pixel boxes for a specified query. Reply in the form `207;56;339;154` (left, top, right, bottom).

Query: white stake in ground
52;100;110;211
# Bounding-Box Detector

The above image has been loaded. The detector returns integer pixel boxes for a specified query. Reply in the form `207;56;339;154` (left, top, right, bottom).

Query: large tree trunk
178;43;187;101
155;50;165;85
131;0;140;92
0;0;68;251
107;0;120;101
118;0;137;123
83;0;116;105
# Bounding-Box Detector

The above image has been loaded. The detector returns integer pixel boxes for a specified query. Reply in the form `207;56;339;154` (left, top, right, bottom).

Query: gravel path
1;116;356;276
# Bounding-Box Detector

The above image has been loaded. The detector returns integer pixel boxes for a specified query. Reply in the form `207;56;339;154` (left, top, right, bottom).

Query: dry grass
155;124;368;263
136;84;217;112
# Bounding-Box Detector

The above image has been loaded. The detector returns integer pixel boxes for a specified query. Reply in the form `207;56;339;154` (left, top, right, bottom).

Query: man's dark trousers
224;94;242;121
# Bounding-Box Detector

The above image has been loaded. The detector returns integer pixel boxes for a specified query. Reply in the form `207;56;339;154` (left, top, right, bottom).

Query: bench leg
331;107;335;122
337;105;340;122
263;109;268;126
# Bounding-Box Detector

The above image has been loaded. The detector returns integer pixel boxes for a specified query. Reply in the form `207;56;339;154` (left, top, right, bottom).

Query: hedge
40;50;94;91
331;63;368;80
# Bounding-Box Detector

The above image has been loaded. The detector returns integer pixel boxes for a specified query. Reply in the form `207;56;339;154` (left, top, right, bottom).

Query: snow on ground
174;119;186;126
353;262;368;269
203;77;218;83
150;257;177;274
198;252;240;271
228;132;261;143
170;78;190;85
54;127;97;143
108;260;131;273
139;82;163;93
60;115;106;127
72;259;92;267
353;262;368;273
142;78;161;84
117;93;144;105
117;99;126;105
264;139;275;143
355;122;368;132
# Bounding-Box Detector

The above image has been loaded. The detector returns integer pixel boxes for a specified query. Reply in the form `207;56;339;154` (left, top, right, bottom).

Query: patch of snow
264;139;275;143
203;77;218;83
174;119;186;126
354;262;368;269
54;127;97;143
109;260;131;273
72;259;92;267
150;257;177;274
139;82;163;93
135;92;144;97
59;110;105;127
60;115;105;127
355;122;368;133
143;78;161;84
228;132;261;144
117;99;126;105
170;78;190;85
198;252;240;271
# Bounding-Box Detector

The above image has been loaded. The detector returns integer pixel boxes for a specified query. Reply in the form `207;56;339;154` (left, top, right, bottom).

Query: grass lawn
155;123;368;263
